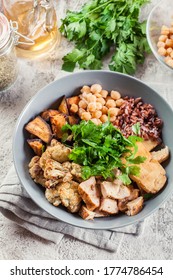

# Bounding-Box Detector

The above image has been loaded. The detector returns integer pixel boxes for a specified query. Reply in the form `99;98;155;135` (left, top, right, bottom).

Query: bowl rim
146;0;173;72
12;70;173;229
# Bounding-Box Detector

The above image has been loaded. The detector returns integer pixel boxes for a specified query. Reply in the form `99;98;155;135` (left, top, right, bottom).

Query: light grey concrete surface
0;0;173;259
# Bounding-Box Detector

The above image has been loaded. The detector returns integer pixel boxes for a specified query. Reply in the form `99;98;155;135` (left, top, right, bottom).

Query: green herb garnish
60;0;150;75
62;120;146;184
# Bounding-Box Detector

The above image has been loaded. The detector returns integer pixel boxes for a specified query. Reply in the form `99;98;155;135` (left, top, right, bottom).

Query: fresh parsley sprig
62;120;146;184
60;0;150;75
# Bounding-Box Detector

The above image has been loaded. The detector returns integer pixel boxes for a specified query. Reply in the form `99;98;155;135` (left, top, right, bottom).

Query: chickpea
92;110;102;119
84;93;96;104
158;47;167;56
157;41;165;48
108;107;120;117
97;97;106;105
91;84;102;94
165;39;173;48
170;51;173;58
78;108;85;117
70;104;78;113
116;98;124;107
96;102;103;110
81;111;92;121
166;47;173;55
105;96;112;102
90;118;101;125
89;94;97;103
170;35;173;40
166;58;173;68
100;114;108;123
81;92;89;100
110;90;121;100
102;106;108;114
78;99;87;109
110;116;116;122
80;85;91;94
161;25;170;36
106;99;116;108
87;102;97;112
165;56;172;63
94;92;102;98
159;35;168;42
170;27;173;34
101;89;109;98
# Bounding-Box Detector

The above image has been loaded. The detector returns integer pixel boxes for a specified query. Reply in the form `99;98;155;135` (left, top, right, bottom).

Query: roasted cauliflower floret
49;141;71;163
45;186;61;206
58;181;82;213
40;141;72;170
28;156;46;187
44;159;72;186
71;163;82;182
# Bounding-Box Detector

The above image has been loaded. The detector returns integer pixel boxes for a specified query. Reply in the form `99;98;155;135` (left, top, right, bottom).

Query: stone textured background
0;0;173;259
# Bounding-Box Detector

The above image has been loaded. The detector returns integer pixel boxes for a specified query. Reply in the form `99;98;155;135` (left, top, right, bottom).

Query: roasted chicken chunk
99;198;119;215
129;142;167;194
125;196;144;216
78;176;100;211
151;146;169;163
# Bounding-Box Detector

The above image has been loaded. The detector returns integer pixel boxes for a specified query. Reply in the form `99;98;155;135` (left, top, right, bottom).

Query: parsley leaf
60;0;150;75
63;120;146;183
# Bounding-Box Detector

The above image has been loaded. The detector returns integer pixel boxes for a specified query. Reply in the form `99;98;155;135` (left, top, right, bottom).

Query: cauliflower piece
28;156;46;187
45;186;61;207
58;181;82;213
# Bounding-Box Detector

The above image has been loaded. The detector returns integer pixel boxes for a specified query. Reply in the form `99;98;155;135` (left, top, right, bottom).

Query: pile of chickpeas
70;84;124;125
157;24;173;68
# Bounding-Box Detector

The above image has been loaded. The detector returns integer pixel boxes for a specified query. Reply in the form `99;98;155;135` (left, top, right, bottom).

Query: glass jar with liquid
0;12;18;92
2;0;61;58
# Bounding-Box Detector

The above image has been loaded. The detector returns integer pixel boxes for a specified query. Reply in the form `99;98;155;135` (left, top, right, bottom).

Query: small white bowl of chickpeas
146;0;173;70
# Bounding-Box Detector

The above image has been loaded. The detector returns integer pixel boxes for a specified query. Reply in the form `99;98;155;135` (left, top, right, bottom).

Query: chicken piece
79;205;95;220
101;179;131;200
94;209;109;218
45;186;61;206
101;180;120;199
130;159;166;193
71;163;82;182
126;196;144;216
78;176;100;211
142;139;160;152
151;146;169;163
28;156;46;187
118;189;140;212
58;181;82;213
44;159;72;186
99;198;118;215
129;142;167;194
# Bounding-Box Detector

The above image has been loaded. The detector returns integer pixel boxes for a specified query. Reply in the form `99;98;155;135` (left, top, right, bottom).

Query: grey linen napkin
0;166;144;252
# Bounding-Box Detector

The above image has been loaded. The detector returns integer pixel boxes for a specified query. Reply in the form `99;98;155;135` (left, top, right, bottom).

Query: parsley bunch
62;120;146;184
60;0;150;75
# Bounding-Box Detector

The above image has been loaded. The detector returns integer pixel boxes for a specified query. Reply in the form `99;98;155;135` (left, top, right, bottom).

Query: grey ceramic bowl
13;71;173;229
